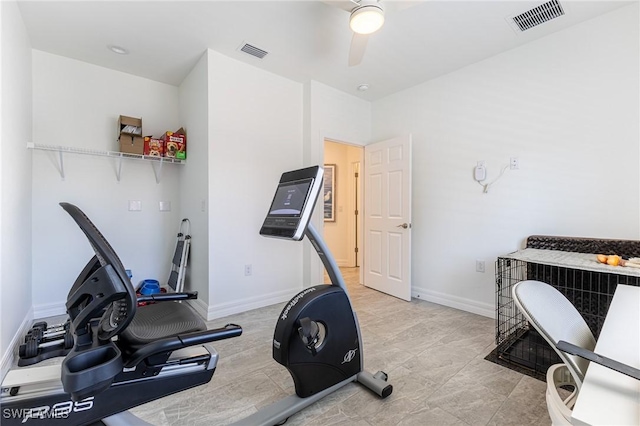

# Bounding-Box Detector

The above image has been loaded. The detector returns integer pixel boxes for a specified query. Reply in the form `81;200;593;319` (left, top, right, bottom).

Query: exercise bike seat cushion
118;302;206;350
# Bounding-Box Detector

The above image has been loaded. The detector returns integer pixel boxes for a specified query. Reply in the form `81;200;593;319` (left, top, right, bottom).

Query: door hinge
355;247;359;253
355;172;359;178
354;209;359;216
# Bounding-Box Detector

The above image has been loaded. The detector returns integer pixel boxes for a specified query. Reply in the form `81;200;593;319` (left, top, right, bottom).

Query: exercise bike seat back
5;202;244;424
60;202;139;401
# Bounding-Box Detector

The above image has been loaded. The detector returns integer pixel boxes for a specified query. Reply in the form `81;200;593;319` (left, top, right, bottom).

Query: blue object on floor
140;279;160;295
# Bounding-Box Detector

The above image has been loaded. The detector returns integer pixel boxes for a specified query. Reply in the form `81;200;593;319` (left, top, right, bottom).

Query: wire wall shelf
27;142;185;183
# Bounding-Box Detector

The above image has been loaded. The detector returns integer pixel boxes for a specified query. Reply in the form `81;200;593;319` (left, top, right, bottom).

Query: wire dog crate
495;236;640;378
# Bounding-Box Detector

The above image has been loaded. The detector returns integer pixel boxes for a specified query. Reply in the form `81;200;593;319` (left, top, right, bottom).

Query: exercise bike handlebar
123;324;242;368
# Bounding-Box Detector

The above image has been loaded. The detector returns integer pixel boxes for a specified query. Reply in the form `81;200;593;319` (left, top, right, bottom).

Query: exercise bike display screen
268;179;312;216
261;166;323;241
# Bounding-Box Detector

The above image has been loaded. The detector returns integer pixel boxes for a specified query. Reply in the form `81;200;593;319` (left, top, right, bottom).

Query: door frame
322;137;364;277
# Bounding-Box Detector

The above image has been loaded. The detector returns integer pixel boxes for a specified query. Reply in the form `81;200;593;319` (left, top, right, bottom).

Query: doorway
323;140;364;282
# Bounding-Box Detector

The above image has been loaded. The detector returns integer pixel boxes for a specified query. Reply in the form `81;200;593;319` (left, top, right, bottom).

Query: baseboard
412;286;494;318
33;301;67;319
31;292;295;325
204;287;300;321
1;306;34;380
187;297;209;321
335;259;349;267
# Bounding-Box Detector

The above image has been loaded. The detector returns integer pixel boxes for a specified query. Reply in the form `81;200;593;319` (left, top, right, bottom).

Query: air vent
239;43;268;59
510;0;565;32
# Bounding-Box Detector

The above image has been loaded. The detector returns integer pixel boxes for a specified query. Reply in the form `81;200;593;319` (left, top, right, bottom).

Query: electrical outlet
159;201;171;212
476;260;486;273
128;200;141;211
510;157;519;170
244;264;252;276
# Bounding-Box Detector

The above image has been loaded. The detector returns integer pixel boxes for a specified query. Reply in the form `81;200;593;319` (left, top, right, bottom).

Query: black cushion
118;302;206;350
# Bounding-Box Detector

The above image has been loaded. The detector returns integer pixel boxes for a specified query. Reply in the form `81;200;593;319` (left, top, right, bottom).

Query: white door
363;135;412;301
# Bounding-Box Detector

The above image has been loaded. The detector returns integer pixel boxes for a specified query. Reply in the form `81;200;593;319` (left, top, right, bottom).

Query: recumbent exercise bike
1;202;241;425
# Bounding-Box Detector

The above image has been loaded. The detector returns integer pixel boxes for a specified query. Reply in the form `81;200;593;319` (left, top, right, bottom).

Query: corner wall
178;52;210;317
1;1;33;377
206;49;304;319
371;4;640;317
31;51;182;316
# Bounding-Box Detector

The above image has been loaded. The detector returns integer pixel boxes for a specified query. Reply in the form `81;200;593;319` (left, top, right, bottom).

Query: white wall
371;5;640;317
206;50;304;319
305;81;371;285
178;52;209;316
31;51;182;316
1;1;33;377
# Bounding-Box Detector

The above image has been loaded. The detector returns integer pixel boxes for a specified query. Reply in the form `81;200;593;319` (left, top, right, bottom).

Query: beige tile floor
130;267;551;426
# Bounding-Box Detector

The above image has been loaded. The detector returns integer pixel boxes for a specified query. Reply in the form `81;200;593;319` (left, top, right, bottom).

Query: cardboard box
119;135;144;155
118;115;144;155
118;115;142;136
143;136;164;157
162;128;186;160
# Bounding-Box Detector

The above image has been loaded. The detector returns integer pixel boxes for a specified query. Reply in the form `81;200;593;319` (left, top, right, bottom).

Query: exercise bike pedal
297;317;320;356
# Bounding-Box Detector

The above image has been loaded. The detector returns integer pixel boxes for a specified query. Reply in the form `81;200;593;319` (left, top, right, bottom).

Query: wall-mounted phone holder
473;160;511;193
474;162;487;182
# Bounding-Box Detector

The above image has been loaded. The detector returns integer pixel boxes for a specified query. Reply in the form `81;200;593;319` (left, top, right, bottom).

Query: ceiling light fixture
357;84;370;91
107;45;129;55
350;5;385;35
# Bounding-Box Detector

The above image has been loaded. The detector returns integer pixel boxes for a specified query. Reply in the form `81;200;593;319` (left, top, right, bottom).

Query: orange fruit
607;255;620;266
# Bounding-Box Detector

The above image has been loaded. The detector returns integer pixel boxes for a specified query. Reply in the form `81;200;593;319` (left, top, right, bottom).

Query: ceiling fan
324;0;412;66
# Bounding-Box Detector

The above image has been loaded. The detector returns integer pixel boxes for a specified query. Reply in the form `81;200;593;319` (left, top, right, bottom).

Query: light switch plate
128;200;141;211
159;201;171;212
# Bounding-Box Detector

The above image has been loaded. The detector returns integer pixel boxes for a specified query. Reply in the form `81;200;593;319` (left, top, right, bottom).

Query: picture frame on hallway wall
323;164;336;222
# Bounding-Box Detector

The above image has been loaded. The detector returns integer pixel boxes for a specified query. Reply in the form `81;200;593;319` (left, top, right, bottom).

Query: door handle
396;223;410;229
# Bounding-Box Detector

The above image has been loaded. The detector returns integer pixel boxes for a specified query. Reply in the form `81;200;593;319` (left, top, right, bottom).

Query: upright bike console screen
260;166;323;240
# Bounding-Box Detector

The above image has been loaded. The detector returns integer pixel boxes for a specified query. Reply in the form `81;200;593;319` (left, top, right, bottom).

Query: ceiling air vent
510;0;565;32
239;43;268;59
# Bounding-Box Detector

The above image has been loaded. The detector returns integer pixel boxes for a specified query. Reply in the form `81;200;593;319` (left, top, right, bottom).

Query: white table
571;284;640;426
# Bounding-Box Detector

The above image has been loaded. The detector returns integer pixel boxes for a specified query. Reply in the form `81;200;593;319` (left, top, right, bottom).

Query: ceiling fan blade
383;1;423;14
321;0;356;13
348;33;369;66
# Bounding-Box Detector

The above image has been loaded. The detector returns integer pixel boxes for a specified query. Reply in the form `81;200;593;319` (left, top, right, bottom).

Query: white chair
545;364;576;426
512;280;596;425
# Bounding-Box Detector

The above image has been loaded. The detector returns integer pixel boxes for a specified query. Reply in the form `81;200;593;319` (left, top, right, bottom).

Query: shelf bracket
116;157;123;182
151;160;163;184
58;150;66;180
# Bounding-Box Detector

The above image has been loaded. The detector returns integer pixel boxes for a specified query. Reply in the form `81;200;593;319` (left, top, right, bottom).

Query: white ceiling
17;1;634;101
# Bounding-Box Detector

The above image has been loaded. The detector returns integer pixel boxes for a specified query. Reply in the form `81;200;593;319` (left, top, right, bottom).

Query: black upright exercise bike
231;165;391;425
